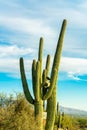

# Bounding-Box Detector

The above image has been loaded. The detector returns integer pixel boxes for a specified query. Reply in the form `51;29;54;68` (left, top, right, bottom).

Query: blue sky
0;0;87;111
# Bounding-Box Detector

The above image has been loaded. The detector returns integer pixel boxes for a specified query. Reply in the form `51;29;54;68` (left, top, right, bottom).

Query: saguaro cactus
57;102;59;116
19;19;67;130
56;102;61;129
61;112;65;129
45;19;67;130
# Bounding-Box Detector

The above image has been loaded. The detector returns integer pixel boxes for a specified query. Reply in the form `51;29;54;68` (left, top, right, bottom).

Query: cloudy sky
0;0;87;111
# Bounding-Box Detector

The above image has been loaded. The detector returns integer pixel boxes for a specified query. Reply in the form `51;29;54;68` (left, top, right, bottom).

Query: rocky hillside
60;106;87;117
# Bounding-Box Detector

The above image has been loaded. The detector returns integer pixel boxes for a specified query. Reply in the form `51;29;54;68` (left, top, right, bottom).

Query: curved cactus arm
20;57;34;104
32;59;36;97
42;69;57;100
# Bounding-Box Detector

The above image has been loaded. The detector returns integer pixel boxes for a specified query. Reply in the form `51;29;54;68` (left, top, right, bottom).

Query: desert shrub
0;93;40;130
78;118;87;128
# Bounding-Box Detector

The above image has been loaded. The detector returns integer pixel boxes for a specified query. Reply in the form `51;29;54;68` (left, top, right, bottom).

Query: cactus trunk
34;101;43;129
45;86;56;130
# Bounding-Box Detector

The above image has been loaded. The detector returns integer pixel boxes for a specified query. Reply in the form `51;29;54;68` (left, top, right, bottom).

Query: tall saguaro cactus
19;19;67;130
45;19;67;130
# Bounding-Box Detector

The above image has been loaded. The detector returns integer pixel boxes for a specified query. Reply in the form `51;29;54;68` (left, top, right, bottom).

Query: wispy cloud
0;44;35;78
0;15;54;37
60;57;87;81
0;58;32;79
0;45;34;58
0;54;87;81
68;72;81;81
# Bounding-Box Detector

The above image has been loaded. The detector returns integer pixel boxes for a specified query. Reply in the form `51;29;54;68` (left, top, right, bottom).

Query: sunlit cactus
45;19;67;130
19;19;67;130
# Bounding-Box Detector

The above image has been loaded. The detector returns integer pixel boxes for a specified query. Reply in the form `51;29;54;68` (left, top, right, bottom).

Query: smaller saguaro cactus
57;102;59;116
61;112;65;128
58;110;61;129
57;112;61;129
56;102;61;129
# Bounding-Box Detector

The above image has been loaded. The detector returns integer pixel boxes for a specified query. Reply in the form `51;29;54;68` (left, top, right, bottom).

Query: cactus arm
43;20;67;101
42;69;47;83
45;54;50;76
20;57;34;104
42;55;50;97
38;37;43;64
42;69;47;97
32;59;36;97
42;69;57;100
35;61;40;101
52;19;67;73
38;37;43;84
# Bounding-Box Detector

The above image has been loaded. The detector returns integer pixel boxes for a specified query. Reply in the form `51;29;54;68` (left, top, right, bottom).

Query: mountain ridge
60;105;87;116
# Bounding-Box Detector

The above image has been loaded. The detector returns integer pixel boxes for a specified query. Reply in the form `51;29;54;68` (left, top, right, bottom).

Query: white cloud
68;72;80;81
1;56;87;80
0;15;54;37
0;45;35;79
0;58;32;79
60;57;87;80
60;57;87;74
0;45;34;58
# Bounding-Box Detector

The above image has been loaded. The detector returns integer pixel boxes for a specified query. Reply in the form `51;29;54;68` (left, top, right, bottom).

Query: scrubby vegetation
0;93;40;130
0;93;87;130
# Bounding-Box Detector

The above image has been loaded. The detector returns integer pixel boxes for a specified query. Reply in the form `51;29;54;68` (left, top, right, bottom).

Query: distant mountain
60;106;87;117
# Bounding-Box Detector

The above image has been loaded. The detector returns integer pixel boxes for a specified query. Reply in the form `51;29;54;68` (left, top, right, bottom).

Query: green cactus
57;111;61;129
19;19;67;130
61;112;65;128
20;38;44;130
57;102;59;116
45;19;67;130
56;102;61;129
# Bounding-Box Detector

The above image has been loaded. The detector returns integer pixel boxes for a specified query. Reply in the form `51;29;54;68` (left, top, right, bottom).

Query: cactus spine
19;19;67;130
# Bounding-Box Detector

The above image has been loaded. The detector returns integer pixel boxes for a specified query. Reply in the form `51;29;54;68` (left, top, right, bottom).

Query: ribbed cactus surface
19;19;67;130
